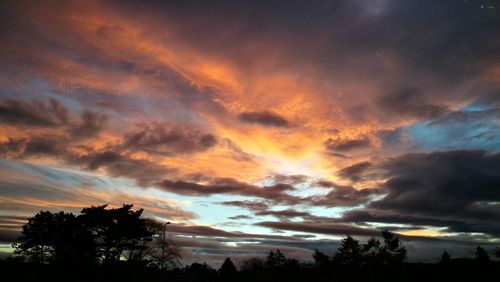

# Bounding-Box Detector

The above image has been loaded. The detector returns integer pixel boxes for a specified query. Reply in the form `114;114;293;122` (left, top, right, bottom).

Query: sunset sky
1;0;500;265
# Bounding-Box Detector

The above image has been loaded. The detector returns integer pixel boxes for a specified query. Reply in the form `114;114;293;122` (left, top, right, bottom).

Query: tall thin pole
160;221;171;269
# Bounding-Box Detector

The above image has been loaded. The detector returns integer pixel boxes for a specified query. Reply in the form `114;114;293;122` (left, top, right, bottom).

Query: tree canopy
13;204;180;267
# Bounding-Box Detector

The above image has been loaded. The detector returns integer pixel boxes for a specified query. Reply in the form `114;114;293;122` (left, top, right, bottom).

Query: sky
0;0;500;266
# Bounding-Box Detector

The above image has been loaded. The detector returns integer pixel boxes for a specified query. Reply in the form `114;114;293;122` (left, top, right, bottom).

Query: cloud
375;150;500;215
227;214;252;220
238;111;290;127
324;136;371;153
221;201;269;211
266;174;309;185
0;98;69;127
0;135;173;187
376;87;449;120
156;178;299;203
257;221;380;237
0;98;108;140
336;161;373;182
0;135;67;158
409;107;500;151
347;150;500;236
0;229;20;243
71;150;171;187
308;181;381;207
122;122;217;155
165;223;300;241
0;160;194;225
69;110;108;139
256;209;311;219
0;215;26;243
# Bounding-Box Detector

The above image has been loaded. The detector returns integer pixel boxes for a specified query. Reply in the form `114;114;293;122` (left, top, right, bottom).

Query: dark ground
1;258;499;282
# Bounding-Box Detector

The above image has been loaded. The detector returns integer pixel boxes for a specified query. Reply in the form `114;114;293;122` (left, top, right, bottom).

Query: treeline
11;204;180;268
4;204;500;282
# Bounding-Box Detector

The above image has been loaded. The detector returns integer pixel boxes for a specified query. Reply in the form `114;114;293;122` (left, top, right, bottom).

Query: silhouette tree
186;262;217;281
362;237;382;265
282;257;300;270
13;204;181;268
219;258;237;281
475;246;490;262
79;204;153;264
141;219;181;269
13;210;96;264
50;211;96;264
438;251;451;264
380;230;406;264
13;211;55;263
266;249;286;268
240;257;265;271
495;246;500;258
334;235;362;266
312;249;330;265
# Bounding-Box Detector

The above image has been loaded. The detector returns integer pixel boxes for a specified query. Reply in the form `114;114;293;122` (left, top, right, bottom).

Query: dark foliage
439;251;451;264
218;258;237;281
475;246;490;262
12;204;179;268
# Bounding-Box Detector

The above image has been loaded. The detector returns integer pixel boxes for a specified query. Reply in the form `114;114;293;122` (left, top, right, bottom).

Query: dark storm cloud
238;111;290;127
336;161;373;182
374;150;500;217
122;122;217;155
324;136;371;152
376;87;449;120
0;98;69;127
344;150;500;236
257;221;380;237
113;0;500;94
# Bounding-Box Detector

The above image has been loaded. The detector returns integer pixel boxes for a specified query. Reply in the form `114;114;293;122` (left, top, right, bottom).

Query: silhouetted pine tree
439;251;451;264
334;235;362;266
475;246;490;262
362;237;382;265
380;230;406;264
219;258;237;281
312;249;330;266
266;249;286;269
